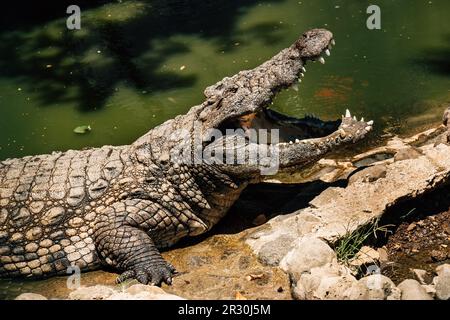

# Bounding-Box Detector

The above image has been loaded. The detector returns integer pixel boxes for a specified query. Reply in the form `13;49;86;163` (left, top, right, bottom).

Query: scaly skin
0;29;373;285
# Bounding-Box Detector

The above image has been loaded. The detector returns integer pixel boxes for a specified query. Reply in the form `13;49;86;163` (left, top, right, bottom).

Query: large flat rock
248;127;450;262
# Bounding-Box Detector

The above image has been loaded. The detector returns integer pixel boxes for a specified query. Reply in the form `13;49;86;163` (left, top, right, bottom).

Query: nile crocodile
0;29;373;285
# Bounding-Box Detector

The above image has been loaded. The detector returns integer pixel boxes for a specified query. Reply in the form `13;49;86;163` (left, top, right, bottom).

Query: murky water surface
0;0;449;160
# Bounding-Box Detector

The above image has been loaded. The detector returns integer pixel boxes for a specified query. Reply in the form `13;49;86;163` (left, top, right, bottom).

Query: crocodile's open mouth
215;39;373;147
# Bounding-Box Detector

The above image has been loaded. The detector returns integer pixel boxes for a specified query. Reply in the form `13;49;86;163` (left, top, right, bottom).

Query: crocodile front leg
93;200;177;285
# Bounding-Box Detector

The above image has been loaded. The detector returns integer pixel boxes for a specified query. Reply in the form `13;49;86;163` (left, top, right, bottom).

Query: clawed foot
117;262;177;286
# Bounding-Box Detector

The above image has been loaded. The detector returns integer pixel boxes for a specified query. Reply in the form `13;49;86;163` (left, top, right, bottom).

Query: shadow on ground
173;178;347;249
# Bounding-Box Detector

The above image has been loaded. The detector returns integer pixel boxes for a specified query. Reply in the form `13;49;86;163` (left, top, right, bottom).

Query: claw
135;270;149;285
116;270;135;284
118;261;176;287
163;275;173;285
167;263;177;274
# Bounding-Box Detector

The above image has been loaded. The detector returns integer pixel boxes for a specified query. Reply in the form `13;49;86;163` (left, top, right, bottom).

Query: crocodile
0;29;373;285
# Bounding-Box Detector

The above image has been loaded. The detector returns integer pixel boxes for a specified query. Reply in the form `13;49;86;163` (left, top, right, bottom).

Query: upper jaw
294;28;334;61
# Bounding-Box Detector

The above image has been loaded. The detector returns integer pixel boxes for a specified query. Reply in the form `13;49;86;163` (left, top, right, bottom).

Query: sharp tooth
331;39;336;46
325;49;330;56
361;117;364;122
365;126;372;131
300;73;305;77
345;109;351;117
367;120;374;125
302;66;306;72
292;84;298;92
289;141;293;145
353;116;357;121
319;57;325;64
295;139;300;143
298;78;302;83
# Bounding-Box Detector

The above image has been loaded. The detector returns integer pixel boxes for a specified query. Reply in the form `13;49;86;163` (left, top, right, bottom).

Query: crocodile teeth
319;57;325;64
298;78;302;83
292;84;298;92
367;120;374;125
325;49;330;56
361;117;364;122
331;39;336;46
300;73;305;77
345;109;351;117
365;126;372;131
302;66;306;72
289;141;293;145
353;116;357;121
295;139;300;143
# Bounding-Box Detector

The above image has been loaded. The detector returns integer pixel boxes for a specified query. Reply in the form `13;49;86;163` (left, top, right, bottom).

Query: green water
1;1;449;161
0;0;450;299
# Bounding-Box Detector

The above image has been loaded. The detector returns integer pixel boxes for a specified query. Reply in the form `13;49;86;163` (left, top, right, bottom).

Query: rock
292;263;341;300
313;275;368;300
293;262;367;300
411;268;429;285
422;284;436;298
394;147;422;162
107;292;143;300
280;237;336;281
348;164;387;184
377;247;389;262
358;274;401;300
435;264;450;300
125;284;166;295
107;291;184;300
67;283;184;300
397;279;432;300
15;293;48;300
349;246;380;268
68;285;115;300
436;264;450;277
258;234;296;266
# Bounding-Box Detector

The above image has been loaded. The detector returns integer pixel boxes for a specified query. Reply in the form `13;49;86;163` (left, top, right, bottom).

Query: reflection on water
0;0;449;160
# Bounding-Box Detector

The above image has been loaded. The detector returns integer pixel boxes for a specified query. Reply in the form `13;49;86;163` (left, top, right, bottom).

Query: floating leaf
73;125;92;134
